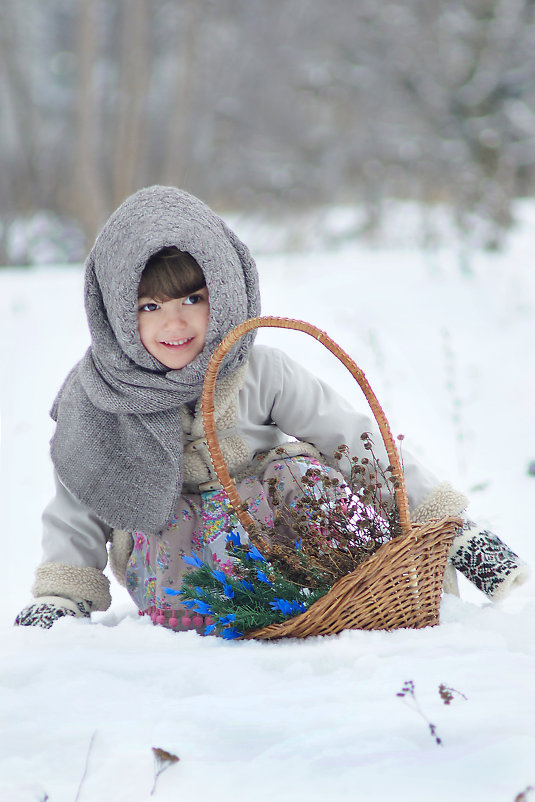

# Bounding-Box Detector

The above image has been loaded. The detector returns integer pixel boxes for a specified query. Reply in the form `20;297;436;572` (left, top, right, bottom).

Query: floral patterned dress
125;456;341;629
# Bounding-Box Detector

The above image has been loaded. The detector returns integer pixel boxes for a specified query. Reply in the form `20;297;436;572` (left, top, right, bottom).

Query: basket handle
201;316;411;537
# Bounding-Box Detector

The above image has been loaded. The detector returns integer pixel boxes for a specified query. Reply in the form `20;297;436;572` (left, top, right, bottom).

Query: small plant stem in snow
150;747;180;796
397;680;443;746
397;680;467;746
74;730;97;802
514;786;535;802
438;683;468;705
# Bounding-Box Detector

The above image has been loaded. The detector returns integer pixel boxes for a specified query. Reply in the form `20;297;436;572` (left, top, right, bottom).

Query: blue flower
223;583;235;599
221;627;243;640
269;598;307;616
182;554;205;568
247;544;266;562
269;598;293;616
226;530;242;547
238;579;255;592
192;599;213;616
181;599;196;609
211;570;227;584
219;614;236;625
256;570;272;585
204;623;217;635
295;538;302;551
162;587;182;596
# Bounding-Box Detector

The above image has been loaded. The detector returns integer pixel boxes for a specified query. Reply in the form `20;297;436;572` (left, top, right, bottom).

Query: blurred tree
0;2;46;211
367;0;535;246
1;0;535;261
72;0;106;240
159;0;204;189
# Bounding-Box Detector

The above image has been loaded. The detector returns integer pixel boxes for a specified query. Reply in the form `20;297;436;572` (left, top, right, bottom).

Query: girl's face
137;287;210;370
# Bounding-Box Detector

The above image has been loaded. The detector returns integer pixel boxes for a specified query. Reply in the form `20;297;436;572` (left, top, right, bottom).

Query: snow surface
1;204;534;802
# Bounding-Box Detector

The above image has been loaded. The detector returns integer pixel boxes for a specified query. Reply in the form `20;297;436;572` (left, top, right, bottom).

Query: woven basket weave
201;316;461;639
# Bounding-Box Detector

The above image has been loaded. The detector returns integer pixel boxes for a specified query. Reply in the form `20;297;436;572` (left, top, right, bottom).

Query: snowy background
1;204;534;802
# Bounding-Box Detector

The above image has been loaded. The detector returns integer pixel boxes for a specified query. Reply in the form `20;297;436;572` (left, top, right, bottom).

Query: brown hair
138;246;206;300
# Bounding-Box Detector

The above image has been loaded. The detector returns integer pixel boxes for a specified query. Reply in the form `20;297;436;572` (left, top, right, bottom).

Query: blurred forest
1;0;535;263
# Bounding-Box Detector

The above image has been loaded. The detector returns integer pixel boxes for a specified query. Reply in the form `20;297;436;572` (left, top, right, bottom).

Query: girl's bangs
139;248;206;300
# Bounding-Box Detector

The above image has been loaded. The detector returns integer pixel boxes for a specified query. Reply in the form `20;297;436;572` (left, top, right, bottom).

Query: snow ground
0;204;534;802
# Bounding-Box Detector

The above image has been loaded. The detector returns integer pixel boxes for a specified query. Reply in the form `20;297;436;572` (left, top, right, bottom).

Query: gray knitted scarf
50;186;260;532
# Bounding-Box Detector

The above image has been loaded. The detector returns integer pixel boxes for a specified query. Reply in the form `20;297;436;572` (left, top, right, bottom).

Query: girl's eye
183;293;203;305
139;302;159;312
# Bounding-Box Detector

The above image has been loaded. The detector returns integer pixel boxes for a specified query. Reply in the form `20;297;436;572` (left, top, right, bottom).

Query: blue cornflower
247;544;266;562
192;599;213;616
204;623;217;635
211;570;227;584
221;627;243;640
269;598;293;616
256;570;272;585
238;579;255;592
223;583;235;599
269;598;307;616
295;538;302;551
182;554;205;568
181;599;196;609
218;614;236;625
226;530;242;547
162;587;182;596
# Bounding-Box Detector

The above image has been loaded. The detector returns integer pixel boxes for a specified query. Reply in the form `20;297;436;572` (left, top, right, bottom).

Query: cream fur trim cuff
442;564;460;596
33;563;112;611
108;530;134;588
412;482;468;524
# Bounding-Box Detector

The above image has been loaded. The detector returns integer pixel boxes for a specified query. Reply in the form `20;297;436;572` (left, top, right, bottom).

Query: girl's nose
163;302;187;328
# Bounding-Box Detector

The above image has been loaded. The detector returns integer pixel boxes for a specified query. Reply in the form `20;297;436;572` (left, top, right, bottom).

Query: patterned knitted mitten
14;596;93;629
450;521;530;600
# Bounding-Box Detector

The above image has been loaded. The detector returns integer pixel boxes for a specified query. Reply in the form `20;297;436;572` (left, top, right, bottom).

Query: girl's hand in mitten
14;596;93;629
450;521;530;600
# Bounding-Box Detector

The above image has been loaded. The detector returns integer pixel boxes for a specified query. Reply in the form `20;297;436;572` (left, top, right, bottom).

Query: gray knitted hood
50;185;260;532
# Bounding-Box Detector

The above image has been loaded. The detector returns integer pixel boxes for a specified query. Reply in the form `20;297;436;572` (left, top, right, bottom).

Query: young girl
15;186;529;629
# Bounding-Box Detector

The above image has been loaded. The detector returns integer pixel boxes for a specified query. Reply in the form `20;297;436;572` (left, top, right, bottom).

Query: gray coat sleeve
40;470;112;569
29;471;113;610
241;345;443;512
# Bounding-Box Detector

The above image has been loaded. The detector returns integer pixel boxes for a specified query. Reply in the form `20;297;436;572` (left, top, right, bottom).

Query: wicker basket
201;316;461;639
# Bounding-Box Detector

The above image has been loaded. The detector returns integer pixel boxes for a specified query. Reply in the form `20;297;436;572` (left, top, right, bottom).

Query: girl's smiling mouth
161;337;194;347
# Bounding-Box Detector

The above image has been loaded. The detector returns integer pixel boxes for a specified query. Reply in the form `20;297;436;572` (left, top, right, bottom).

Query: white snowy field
1;204;534;802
